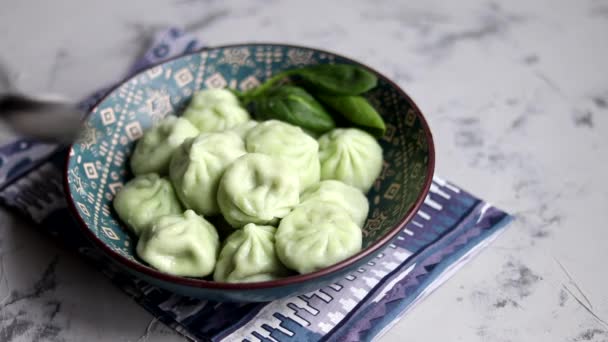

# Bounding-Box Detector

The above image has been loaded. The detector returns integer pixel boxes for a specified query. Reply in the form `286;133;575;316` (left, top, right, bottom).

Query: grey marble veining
1;0;608;341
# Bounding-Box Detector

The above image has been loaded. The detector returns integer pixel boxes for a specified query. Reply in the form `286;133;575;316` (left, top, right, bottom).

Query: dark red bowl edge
63;42;436;291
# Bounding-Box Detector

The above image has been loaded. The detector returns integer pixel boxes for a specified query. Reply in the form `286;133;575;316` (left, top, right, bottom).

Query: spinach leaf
294;64;377;95
253;86;335;133
239;71;296;104
316;94;386;137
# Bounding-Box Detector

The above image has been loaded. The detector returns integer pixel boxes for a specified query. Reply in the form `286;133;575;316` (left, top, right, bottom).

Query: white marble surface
1;0;608;341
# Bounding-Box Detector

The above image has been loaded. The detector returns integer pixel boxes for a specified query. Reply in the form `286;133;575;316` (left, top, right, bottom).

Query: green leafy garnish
317;94;386;137
253;86;335;134
294;64;377;95
237;63;385;137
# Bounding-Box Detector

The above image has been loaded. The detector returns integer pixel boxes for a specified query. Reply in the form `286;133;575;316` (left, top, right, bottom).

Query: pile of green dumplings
112;88;383;283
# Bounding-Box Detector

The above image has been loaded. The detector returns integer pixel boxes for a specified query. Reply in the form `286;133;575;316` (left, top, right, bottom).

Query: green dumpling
130;116;199;175
189;88;240;107
276;201;362;274
300;180;369;227
229;120;258;139
246;120;320;191
217;153;300;228
112;174;182;236
214;223;289;283
318;128;383;193
183;89;250;132
137;210;220;277
169;132;246;216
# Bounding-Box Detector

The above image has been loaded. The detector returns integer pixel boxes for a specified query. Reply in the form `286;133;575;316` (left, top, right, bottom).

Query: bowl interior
66;44;432;276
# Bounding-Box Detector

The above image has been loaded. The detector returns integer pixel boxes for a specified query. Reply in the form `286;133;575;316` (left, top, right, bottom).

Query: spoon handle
0;93;82;144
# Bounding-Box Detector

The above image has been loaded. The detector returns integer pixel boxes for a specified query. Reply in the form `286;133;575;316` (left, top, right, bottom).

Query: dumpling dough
190;88;239;108
217;153;300;228
275;202;362;274
137;210;219;277
183;89;250;132
300;180;369;227
112;174;182;236
214;223;289;283
130;116;199;175
229;120;258;139
169;132;246;216
318;128;383;193
246;120;320;190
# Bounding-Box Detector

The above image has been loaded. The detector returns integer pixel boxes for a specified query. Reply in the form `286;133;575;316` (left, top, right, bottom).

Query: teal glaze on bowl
64;44;435;302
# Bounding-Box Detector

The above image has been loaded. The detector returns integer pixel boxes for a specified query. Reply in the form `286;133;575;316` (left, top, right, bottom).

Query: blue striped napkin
0;28;512;342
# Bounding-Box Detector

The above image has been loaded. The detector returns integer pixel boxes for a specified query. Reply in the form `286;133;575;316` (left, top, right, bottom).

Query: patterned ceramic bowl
64;44;435;302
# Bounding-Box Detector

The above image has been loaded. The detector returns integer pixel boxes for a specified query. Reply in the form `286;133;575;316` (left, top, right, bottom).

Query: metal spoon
0;93;83;144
